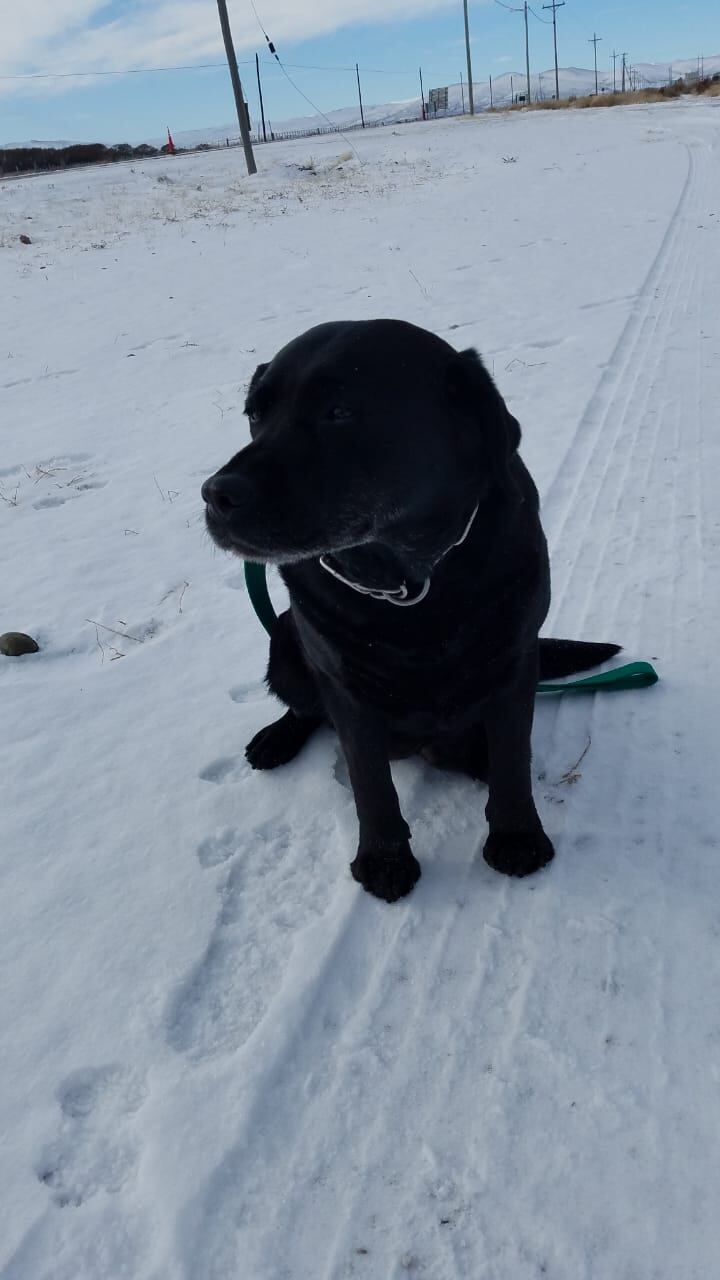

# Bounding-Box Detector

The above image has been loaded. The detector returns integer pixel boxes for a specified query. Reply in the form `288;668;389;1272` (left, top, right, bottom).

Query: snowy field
2;97;720;1279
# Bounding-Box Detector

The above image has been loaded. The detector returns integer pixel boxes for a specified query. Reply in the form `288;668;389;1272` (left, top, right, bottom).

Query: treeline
0;141;172;176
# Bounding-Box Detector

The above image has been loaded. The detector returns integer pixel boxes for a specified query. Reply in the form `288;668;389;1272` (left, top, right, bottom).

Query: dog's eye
247;407;260;426
328;406;353;423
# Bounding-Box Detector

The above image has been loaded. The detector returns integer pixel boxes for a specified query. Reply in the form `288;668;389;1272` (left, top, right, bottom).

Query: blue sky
1;0;717;145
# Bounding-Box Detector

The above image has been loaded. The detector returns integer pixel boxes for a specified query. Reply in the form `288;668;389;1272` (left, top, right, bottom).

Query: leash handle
244;562;659;694
536;661;659;694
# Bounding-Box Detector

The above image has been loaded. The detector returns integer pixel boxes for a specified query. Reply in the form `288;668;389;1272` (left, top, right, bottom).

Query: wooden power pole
589;32;602;95
255;53;267;143
542;0;565;101
523;2;531;103
216;0;256;175
356;63;366;127
462;0;475;115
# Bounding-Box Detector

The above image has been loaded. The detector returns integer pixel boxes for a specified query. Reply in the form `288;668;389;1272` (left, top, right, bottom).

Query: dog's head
202;319;521;572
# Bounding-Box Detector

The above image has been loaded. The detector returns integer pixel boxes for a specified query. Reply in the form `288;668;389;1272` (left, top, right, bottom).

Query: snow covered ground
2;96;720;1279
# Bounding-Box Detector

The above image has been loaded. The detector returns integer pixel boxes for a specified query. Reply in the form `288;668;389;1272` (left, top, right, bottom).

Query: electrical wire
0;59;422;83
247;0;364;162
1;56;458;84
0;62;231;81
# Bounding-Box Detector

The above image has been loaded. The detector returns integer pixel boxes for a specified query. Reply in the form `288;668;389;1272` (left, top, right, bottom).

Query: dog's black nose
202;473;246;517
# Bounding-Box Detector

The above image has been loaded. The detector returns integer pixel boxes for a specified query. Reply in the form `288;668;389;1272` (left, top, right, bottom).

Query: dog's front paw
246;712;313;770
483;828;555;878
350;843;421;903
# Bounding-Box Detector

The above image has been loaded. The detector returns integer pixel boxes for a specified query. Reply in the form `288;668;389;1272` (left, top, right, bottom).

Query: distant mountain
4;53;718;151
2;138;78;150
162;52;720;146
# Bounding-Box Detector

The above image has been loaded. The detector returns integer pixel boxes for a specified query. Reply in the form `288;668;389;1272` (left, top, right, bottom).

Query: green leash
535;661;657;694
244;561;278;636
244;561;659;695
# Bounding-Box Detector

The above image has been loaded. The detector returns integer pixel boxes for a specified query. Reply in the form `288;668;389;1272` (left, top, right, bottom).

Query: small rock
19;234;32;245
0;631;40;656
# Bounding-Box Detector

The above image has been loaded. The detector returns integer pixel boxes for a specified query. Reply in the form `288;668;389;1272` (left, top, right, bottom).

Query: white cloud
0;0;488;97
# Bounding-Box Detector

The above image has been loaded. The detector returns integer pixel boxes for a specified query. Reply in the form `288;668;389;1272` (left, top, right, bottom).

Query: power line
246;0;363;162
0;58;414;83
0;63;230;80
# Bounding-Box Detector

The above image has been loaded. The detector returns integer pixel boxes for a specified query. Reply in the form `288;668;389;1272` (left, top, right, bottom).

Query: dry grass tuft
499;74;720;115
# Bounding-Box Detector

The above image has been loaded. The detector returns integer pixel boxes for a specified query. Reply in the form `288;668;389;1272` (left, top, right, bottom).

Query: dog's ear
447;348;522;492
247;362;269;395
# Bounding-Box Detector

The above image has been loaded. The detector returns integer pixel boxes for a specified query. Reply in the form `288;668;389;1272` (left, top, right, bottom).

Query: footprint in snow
197;827;243;867
198;755;247;784
167;818;332;1061
33;495;66;509
33;481;108;510
228;681;264;704
35;1064;147;1208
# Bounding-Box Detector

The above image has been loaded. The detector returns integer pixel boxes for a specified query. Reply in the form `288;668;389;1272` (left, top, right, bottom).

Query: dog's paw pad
483;829;555;878
350;845;422;903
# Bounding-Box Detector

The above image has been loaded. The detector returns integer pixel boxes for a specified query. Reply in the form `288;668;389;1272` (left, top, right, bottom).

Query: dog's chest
295;600;518;726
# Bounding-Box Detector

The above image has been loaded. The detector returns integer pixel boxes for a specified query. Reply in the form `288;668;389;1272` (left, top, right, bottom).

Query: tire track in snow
544;142;697;632
176;767;508;1280
534;130;720;1277
541;140;695;573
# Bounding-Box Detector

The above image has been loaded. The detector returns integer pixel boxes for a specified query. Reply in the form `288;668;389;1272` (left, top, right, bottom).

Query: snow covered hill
165;52;720;146
5;53;718;151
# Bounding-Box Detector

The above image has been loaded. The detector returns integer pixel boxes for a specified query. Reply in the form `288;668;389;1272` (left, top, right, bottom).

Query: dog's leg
246;610;324;769
246;710;323;770
321;681;421;902
482;657;554;877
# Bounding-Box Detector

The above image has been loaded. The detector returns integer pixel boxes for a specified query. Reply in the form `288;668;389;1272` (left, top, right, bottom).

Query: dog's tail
539;638;622;679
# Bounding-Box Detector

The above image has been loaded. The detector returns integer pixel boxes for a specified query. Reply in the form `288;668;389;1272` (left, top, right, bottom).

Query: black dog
202;320;618;902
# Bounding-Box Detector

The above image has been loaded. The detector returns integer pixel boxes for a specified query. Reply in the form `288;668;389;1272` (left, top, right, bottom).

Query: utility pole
216;0;256;174
355;63;365;127
460;70;465;114
419;66;425;119
542;0;565;101
523;1;531;103
589;33;602;95
490;74;494;108
255;53;267;143
621;52;627;93
611;49;618;93
511;73;514;104
462;0;475;116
